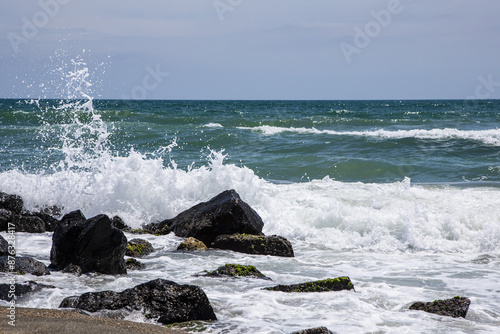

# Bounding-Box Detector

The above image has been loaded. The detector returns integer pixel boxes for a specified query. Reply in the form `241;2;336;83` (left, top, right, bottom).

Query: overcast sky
1;0;499;100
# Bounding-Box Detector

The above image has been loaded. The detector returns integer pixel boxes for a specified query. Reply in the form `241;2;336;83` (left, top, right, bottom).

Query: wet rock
49;210;87;270
205;263;270;280
50;211;127;275
0;209;13;231
59;278;217;325
264;277;354;293
0;256;50;276
12;214;46;233
111;216;129;230
409;296;471;318
0;192;23;214
211;234;294;257
0;235;13;256
125;258;146;270
125;238;154;258
29;212;59;232
62;263;83;276
291;327;335;334
0;281;55;300
146;189;264;245
177;237;208;251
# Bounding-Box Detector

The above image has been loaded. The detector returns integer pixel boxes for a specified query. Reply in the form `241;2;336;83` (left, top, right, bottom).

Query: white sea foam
238;125;500;146
203;123;224;128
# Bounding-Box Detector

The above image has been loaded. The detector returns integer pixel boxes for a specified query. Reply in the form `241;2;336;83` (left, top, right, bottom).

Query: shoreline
0;306;186;334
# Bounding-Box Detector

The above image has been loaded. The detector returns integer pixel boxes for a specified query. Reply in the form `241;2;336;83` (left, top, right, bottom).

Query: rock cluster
146;189;294;257
0;192;59;233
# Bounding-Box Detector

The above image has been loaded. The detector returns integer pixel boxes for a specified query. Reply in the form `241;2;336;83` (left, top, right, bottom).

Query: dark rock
125;238;154;258
111;216;129;230
0;192;23;214
50;210;87;270
264;277;355;293
62;263;83;276
291;327;335;334
59;278;217;324
211;233;294;257
0;256;50;276
0;281;55;300
12;214;46;233
177;237;208;251
125;258;146;270
205;263;270;280
50;211;127;275
0;235;13;256
0;208;13;231
146;190;264;245
409;296;471;318
30;212;59;232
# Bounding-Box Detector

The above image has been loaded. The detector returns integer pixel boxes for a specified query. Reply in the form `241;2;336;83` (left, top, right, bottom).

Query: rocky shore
1;190;473;332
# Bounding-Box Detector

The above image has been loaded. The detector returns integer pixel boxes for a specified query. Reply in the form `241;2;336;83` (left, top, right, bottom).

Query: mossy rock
264;277;354;293
409;296;471;318
211;233;294;257
125;239;154;258
177;237;208;251
205;264;270;280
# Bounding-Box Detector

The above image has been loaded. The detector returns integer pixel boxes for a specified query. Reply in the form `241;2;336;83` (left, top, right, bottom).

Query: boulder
50;211;127;275
146;190;264;245
211;234;294;257
291;327;335;334
49;210;87;270
205;263;270;280
59;278;217;325
409;296;471;318
177;237;208;251
264;277;354;293
0;192;23;214
125;258;146;270
0;256;50;276
125;239;154;258
0;281;55;300
0;235;12;256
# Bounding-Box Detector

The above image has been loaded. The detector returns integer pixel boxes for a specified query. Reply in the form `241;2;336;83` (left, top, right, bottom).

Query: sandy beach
0;306;186;334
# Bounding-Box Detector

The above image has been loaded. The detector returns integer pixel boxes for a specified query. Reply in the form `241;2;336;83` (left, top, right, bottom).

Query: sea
1;63;500;333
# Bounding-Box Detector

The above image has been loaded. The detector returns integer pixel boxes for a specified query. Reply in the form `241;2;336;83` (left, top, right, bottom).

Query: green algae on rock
125;238;154;258
177;237;208;251
211;233;294;257
205;263;270;280
409;296;471;318
264;277;354;293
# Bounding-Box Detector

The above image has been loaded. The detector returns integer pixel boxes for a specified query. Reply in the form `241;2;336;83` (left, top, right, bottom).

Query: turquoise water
1;99;499;184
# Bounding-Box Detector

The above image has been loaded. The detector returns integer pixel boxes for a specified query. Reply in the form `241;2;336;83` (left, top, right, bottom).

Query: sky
1;0;499;100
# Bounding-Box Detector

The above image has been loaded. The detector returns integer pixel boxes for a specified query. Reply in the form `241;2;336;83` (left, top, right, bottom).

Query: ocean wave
237;126;500;146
